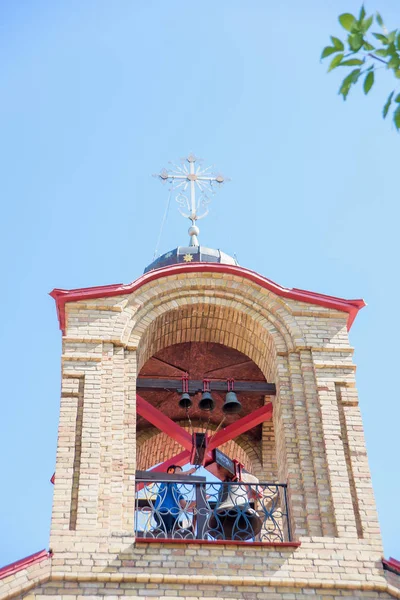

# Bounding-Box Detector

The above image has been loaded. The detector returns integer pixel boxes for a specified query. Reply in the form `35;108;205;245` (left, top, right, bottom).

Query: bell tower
1;154;399;600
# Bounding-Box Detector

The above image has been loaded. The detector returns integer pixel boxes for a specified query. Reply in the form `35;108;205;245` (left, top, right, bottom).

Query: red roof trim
0;549;50;580
383;557;400;575
50;263;365;334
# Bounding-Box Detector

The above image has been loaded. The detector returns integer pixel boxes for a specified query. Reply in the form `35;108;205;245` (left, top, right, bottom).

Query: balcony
135;473;292;543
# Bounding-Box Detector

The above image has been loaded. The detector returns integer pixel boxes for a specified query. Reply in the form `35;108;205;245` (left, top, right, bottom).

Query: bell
198;391;215;412
179;392;192;410
208;507;262;541
222;391;242;414
207;484;262;541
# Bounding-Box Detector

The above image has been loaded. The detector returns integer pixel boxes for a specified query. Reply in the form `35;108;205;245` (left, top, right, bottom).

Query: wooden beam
207;402;273;451
137;378;276;395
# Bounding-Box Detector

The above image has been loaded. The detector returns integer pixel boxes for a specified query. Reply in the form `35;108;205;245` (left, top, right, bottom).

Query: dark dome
144;246;238;273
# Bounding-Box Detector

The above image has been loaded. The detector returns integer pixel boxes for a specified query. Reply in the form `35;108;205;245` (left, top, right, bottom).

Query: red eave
0;549;50;580
383;557;400;575
50;263;366;335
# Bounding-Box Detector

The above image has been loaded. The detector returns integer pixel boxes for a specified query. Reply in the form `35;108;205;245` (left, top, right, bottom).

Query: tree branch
368;52;388;65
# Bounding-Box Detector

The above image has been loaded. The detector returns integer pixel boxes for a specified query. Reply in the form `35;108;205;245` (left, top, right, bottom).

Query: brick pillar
299;350;337;537
315;376;358;538
122;348;137;532
50;375;83;539
261;417;277;481
274;355;308;538
75;367;102;529
50;359;102;549
288;352;322;537
97;345;137;534
335;383;382;546
98;343;113;529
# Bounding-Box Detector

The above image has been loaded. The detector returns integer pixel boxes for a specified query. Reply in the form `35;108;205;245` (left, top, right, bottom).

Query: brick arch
113;272;304;355
136;303;278;380
136;422;261;475
127;288;293;352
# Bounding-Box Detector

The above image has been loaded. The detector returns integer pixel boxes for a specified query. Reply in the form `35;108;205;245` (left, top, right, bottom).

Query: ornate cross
155;153;228;246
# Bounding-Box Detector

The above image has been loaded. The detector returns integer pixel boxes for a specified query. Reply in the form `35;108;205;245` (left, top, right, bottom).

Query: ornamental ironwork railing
135;476;291;542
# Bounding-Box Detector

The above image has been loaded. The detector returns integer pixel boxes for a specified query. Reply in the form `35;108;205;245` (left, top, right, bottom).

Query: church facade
1;156;399;599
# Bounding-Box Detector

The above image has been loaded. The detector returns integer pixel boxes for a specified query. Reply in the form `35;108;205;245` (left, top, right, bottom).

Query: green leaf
394;105;400;130
339;13;356;31
376;12;384;27
349;33;364;51
363;70;374;94
363;41;375;51
321;46;338;59
395;70;400;79
388;56;400;70
330;36;344;50
328;53;344;71
387;43;398;58
339;69;361;100
388;30;397;44
383;91;394;118
338;79;351;100
395;93;400;103
374;48;388;57
373;32;388;43
397;32;400;51
359;5;366;21
361;15;373;33
340;59;364;66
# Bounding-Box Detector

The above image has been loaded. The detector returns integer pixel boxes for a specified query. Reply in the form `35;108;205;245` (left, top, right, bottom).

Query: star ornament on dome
183;253;194;262
155;154;229;247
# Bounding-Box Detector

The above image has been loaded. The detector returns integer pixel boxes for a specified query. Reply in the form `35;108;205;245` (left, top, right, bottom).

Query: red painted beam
148;450;191;473
208;403;273;451
136;395;192;452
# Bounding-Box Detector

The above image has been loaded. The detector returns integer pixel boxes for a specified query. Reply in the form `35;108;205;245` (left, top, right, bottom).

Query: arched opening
133;300;291;542
138;341;272;448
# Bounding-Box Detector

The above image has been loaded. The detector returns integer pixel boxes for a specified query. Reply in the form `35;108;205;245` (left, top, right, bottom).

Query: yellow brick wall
5;269;389;600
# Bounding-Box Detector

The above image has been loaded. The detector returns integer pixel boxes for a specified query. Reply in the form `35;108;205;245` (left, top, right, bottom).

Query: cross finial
155;154;228;247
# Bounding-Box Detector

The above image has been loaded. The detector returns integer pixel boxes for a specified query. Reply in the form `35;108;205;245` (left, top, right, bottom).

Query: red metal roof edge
50;263;366;334
383;557;400;575
0;549;51;581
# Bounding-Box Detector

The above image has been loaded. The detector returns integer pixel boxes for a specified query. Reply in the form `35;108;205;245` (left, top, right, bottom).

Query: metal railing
135;476;291;542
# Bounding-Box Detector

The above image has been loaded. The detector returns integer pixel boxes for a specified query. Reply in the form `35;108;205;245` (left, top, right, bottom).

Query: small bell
222;391;242;414
198;391;215;412
179;392;192;410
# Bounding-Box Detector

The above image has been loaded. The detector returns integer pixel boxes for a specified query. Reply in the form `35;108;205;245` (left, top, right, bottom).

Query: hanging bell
179;392;192;410
198;391;215;412
222;391;242;414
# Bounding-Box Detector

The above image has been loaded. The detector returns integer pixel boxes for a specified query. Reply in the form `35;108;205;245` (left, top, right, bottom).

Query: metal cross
155;153;228;245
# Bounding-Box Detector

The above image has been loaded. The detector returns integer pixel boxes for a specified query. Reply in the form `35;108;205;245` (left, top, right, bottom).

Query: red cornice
0;549;50;580
50;263;366;334
383;557;400;575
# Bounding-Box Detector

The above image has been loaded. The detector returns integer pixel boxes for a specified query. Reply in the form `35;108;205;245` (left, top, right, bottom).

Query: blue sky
0;0;399;566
